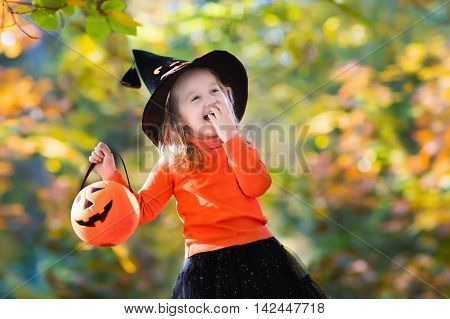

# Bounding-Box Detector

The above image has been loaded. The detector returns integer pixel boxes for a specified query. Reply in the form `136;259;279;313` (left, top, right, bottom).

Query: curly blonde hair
157;67;252;175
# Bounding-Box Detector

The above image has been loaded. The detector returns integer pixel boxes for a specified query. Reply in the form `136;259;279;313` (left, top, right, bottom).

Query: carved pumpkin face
71;180;140;247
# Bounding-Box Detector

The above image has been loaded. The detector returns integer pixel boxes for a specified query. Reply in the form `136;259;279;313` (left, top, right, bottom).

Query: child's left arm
222;131;272;198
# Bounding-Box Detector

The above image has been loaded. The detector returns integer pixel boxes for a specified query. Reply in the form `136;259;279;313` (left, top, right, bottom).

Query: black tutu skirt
170;236;330;299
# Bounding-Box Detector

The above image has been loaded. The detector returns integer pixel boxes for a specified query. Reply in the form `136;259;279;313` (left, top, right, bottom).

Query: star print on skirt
170;236;331;299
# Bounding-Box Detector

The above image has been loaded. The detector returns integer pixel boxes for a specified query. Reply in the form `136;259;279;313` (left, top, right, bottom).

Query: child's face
173;68;231;138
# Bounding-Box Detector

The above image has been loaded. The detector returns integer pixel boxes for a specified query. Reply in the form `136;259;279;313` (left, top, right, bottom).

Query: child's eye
191;89;220;102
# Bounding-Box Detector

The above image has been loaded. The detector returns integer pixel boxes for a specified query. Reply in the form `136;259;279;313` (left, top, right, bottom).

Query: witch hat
119;49;248;147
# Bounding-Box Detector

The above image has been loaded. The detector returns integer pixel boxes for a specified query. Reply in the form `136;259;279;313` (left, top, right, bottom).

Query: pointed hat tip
119;65;141;89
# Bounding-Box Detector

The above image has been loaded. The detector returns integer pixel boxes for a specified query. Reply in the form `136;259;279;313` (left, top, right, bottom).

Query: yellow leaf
112;245;136;274
106;11;141;28
15;5;33;14
414;209;450;230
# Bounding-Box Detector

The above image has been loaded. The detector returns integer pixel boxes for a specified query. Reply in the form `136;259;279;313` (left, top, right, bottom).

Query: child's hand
204;101;238;143
89;142;117;180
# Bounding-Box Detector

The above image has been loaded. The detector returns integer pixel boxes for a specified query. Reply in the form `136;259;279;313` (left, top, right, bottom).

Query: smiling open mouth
76;200;113;227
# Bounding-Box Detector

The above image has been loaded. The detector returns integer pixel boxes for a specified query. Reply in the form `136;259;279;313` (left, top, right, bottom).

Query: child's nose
205;94;217;106
204;100;218;113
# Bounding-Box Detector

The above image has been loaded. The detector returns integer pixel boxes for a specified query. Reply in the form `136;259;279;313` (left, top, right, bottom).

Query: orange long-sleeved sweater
104;131;274;258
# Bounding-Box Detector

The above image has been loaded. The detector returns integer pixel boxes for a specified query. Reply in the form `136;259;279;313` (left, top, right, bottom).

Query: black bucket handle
79;149;133;193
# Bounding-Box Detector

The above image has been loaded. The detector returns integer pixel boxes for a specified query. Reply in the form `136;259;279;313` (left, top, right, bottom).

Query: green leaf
86;15;111;40
31;9;59;30
33;0;67;8
107;18;135;36
100;0;126;12
61;5;75;15
85;0;99;15
107;19;135;35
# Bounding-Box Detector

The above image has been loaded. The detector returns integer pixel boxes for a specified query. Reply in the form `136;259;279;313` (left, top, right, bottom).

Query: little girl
88;49;330;299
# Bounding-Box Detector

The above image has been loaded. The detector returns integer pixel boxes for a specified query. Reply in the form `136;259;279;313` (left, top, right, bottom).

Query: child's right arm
89;142;174;225
103;158;174;226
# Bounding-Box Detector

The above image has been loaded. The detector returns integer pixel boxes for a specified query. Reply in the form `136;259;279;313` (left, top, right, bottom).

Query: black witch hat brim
120;49;248;147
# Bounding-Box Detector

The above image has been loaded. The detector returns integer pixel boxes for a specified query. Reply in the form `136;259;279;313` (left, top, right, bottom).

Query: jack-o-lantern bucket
71;151;139;247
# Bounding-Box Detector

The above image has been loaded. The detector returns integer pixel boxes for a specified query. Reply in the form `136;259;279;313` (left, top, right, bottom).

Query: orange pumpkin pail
71;150;139;247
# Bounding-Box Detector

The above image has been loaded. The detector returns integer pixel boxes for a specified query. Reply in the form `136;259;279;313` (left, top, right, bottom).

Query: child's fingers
95;145;105;157
207;106;221;118
95;150;105;159
89;155;99;163
92;152;102;162
95;144;110;158
97;143;114;161
98;142;111;154
215;102;230;116
211;105;221;114
91;151;102;162
208;111;218;126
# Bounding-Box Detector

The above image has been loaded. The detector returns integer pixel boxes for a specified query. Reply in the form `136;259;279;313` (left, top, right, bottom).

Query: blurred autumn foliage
0;0;449;298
